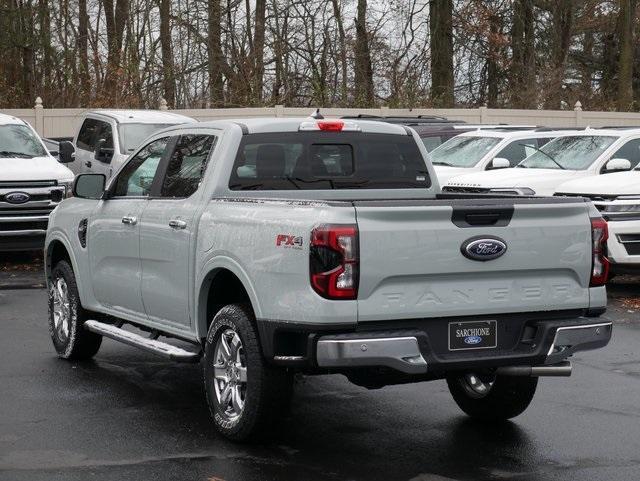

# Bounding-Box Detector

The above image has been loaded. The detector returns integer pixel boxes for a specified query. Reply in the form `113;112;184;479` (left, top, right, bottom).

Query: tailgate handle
452;206;514;228
465;213;501;225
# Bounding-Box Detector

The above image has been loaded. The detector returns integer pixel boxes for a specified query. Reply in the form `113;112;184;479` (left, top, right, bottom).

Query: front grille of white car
0;181;65;235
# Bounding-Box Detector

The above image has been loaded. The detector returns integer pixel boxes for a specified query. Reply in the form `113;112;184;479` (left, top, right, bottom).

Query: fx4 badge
276;234;303;250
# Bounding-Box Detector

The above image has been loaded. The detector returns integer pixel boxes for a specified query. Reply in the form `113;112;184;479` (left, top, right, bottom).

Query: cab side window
609;138;640;169
94;120;114;150
113;137;170;197
159;135;216;198
76;119;99;151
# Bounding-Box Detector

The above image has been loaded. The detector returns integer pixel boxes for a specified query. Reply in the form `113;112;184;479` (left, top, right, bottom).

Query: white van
444;128;640;196
429;129;575;185
0;113;74;251
68;110;195;178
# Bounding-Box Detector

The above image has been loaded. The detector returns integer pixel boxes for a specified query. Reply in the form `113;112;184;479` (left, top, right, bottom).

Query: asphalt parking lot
1;265;639;481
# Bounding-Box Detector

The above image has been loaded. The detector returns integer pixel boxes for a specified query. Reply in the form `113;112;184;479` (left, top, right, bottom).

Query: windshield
0;124;47;158
518;135;618;170
118;123;175;154
429;135;501;167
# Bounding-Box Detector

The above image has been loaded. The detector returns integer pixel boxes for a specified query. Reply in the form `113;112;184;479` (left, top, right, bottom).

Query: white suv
429;129;573;184
0;113;74;251
556;168;640;274
69;110;195;178
444;128;640;196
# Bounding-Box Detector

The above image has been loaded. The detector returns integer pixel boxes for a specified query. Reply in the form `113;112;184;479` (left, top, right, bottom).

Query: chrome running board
84;320;201;363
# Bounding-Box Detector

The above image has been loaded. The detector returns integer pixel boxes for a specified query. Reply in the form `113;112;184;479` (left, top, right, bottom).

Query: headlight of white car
489;187;536;196
59;179;75;198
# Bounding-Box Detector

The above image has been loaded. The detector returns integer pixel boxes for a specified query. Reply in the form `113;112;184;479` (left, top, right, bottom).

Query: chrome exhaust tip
496;361;572;377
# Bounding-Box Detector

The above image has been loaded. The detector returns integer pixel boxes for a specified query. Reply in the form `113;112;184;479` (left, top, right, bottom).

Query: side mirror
73;174;106;200
488;157;511;170
94;139;114;164
604;158;631;172
58;141;75;164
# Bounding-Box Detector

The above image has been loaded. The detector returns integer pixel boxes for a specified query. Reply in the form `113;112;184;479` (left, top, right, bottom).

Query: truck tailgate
354;198;592;322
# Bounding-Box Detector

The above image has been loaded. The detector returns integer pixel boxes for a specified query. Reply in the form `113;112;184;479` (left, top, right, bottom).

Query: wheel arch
196;257;262;340
45;235;78;282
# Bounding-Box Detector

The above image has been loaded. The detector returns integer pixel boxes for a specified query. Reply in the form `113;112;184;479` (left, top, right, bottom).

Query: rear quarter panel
195;198;358;330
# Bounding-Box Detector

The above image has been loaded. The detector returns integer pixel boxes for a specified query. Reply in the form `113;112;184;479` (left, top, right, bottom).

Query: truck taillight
590;218;610;287
310;224;359;300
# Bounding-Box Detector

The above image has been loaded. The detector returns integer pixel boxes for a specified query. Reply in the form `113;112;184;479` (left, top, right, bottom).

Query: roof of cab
0;113;27;126
87;109;195;124
192;117;411;135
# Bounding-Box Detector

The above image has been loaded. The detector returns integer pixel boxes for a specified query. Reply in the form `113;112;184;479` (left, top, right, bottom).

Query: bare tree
354;0;374;107
511;0;535;108
430;0;454;107
617;0;636;110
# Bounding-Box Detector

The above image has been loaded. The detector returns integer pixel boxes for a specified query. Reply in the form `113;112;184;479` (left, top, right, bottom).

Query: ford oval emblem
461;236;507;261
464;335;482;345
5;191;30;204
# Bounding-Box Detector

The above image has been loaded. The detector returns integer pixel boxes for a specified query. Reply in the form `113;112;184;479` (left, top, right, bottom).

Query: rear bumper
257;314;612;375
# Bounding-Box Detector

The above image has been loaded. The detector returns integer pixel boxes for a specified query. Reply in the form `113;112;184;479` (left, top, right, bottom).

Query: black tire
204;303;293;442
48;260;102;360
446;373;538;420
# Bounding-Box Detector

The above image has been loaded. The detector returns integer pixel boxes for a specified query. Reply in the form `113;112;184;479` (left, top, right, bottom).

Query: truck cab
0;113;74;251
70;110;195;178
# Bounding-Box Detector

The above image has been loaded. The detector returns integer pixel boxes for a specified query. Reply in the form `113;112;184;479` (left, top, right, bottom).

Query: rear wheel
204;304;293;442
48;260;102;360
446;372;538;420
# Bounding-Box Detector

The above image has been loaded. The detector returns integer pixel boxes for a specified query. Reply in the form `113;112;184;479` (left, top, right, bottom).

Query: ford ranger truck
0;113;75;251
44;118;613;441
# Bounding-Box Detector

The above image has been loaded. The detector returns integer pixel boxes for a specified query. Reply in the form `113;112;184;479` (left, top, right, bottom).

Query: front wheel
446;372;538;420
48;260;102;360
203;304;293;442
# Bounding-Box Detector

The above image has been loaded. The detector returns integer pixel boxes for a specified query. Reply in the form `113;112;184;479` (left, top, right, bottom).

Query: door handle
169;219;187;230
121;215;137;225
85;161;92;168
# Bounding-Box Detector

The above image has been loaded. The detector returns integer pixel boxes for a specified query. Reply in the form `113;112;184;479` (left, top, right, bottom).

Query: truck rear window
228;132;430;190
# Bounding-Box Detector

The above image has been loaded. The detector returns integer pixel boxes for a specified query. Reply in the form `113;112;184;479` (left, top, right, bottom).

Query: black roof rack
340;114;466;125
601;126;640;129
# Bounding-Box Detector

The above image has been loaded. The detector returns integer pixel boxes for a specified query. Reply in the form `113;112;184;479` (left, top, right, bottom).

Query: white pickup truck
65;110;194;178
556;169;640;274
0;113;75;251
45;118;612;441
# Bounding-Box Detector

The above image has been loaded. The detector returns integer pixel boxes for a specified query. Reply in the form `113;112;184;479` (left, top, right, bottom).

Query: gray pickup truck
45;117;612;441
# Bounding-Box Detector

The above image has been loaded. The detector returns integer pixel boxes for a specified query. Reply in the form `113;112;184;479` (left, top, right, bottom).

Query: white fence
3;98;640;139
